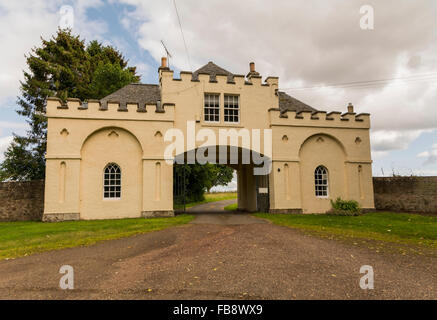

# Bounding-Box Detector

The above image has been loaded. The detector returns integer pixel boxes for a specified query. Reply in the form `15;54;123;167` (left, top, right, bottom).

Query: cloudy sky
1;0;437;178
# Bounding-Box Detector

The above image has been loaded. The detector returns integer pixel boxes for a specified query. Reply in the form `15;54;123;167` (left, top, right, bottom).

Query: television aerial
161;40;172;68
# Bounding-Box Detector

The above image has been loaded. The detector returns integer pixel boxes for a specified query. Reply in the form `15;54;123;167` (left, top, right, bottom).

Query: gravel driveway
0;200;435;299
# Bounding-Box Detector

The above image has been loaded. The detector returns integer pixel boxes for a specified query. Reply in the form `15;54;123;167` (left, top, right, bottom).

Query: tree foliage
205;164;234;193
0;28;233;200
0;29;139;181
174;164;234;203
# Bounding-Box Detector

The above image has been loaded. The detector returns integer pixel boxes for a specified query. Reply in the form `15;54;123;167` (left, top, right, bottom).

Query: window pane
224;95;239;123
204;94;220;122
104;163;121;198
314;166;328;197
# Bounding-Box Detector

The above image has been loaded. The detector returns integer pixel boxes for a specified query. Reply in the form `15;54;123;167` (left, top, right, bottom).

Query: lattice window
104;163;121;199
224;94;239;123
204;94;220;122
314;166;328;197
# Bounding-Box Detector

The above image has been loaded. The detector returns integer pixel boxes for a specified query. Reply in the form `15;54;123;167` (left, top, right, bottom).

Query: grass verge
0;214;194;260
254;212;437;249
224;203;238;211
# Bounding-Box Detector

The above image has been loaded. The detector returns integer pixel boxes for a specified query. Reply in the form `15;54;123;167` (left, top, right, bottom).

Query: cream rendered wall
80;128;142;219
43;99;175;221
43;65;374;220
345;162;374;209
299;134;346;213
158;70;278;214
269;110;374;213
141;159;173;213
269;161;302;211
159;71;278;155
44;158;81;215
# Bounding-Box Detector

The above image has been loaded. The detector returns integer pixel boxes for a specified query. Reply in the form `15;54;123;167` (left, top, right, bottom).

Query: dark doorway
256;174;270;212
173;163;187;213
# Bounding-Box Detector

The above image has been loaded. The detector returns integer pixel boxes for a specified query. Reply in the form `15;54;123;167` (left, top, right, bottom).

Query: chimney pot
347;103;354;113
161;57;167;68
250;62;255;72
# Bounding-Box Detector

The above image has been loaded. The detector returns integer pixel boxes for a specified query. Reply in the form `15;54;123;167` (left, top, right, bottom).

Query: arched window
314;166;328;197
104;163;121;199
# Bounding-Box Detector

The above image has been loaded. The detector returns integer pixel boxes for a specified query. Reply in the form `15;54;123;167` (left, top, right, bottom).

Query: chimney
161;57;167;68
347;103;354;113
247;61;260;80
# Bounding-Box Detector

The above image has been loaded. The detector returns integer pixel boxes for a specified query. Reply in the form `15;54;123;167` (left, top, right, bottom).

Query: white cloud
117;0;437;156
0;121;28;130
120;0;437;78
417;143;437;165
0;0;107;105
131;62;150;81
1;0;437;165
0;136;13;161
0;1;58;104
417;151;429;158
371;150;389;160
370;130;428;153
0;120;28;137
413;169;437;176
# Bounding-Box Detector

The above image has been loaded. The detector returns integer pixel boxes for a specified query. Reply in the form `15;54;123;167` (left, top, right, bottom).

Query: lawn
175;192;237;210
0;214;194;260
224;203;238;211
254;212;437;249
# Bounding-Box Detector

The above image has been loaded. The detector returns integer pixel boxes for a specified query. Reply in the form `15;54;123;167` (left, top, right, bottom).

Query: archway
173;145;271;214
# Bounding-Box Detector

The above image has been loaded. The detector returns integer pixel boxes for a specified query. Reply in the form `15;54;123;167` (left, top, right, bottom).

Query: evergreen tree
0;28;233;199
0;29;139;181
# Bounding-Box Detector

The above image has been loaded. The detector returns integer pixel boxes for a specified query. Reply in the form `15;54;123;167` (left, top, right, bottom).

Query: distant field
175;192;237;210
254;212;437;249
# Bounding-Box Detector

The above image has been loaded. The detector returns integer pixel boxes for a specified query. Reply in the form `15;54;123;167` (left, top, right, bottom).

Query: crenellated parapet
160;69;279;88
158;60;279;104
269;107;370;129
46;97;174;122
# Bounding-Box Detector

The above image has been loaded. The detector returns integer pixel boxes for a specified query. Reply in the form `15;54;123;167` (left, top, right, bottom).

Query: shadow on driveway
187;199;267;225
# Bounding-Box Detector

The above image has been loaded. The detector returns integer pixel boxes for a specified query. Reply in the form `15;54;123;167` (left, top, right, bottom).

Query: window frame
103;163;121;200
314;165;329;198
224;94;240;124
203;93;221;123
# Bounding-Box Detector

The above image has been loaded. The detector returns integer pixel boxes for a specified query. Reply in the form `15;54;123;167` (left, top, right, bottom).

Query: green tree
174;163;234;203
0;29;139;181
87;40;138;98
205;164;234;193
89;62;138;98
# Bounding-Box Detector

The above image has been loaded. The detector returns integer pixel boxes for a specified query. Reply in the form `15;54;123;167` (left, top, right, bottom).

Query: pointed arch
314;165;329;197
103;163;121;199
299;133;347;157
80;126;143;155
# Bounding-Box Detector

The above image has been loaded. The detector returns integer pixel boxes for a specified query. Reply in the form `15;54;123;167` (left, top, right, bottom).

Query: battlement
269;108;370;129
46;97;175;122
159;68;279;90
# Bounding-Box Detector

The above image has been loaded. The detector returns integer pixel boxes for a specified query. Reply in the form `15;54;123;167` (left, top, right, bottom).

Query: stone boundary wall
373;176;437;214
0;180;45;221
